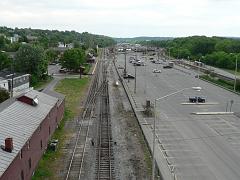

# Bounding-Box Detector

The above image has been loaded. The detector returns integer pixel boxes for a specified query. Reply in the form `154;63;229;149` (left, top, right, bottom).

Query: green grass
221;68;240;76
200;75;240;93
83;64;91;74
33;76;53;90
32;78;90;180
55;78;90;117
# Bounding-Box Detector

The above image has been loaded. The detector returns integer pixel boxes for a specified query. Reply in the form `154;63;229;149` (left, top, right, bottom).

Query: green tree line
139;36;240;70
0;26;116;50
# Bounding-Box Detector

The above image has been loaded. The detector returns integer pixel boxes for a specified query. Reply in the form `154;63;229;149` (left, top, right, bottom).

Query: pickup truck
189;96;206;103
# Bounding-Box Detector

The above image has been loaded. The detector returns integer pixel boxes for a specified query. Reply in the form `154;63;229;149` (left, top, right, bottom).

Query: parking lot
116;52;240;180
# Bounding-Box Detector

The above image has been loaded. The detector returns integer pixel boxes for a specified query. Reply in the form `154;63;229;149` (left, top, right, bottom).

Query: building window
21;170;24;180
27;141;30;149
55;117;57;123
28;158;31;169
40;140;43;150
19;150;23;159
39;124;41;133
49;126;51;135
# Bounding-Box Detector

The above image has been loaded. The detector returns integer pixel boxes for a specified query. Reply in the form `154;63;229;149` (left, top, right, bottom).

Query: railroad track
96;58;115;180
65;49;115;180
65;57;102;180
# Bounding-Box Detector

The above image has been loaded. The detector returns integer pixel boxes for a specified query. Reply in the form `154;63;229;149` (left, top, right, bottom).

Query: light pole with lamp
134;65;137;93
152;86;202;180
124;50;127;77
234;55;238;92
230;53;238;92
168;47;173;61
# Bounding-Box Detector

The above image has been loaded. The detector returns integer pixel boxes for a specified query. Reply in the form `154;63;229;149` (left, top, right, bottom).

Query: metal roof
0;90;58;177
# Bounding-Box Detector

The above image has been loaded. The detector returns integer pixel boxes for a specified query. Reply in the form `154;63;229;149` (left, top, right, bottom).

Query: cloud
0;0;240;37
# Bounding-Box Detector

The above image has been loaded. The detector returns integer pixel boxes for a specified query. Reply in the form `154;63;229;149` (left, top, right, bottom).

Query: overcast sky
0;0;239;37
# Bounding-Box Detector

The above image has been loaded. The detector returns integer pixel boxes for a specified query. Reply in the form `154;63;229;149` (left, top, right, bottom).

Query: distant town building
58;42;74;49
26;35;38;43
0;78;8;90
0;89;65;180
8;34;20;43
0;71;30;97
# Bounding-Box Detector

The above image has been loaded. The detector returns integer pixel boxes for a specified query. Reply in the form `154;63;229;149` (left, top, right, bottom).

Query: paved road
116;52;240;180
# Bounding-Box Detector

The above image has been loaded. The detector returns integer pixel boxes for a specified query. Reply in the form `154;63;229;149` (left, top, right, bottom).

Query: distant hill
114;36;174;43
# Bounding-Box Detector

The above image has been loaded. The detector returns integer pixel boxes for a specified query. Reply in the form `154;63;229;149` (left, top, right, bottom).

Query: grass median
32;77;90;180
200;74;240;93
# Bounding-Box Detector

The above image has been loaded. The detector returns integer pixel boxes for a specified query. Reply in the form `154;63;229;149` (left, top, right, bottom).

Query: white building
0;78;8;90
0;71;30;97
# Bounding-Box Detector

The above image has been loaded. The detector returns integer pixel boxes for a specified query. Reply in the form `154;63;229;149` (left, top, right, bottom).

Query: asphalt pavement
116;52;240;180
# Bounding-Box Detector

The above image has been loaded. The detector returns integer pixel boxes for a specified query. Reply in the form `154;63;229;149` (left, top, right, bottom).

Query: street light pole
234;55;238;92
152;87;202;180
134;65;137;93
124;50;127;76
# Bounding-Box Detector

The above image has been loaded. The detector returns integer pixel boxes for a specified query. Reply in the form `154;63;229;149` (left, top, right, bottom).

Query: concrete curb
200;78;240;96
181;102;219;105
191;112;234;115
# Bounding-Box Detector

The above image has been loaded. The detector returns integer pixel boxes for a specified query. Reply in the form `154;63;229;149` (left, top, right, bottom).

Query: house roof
0;71;29;80
0;90;58;177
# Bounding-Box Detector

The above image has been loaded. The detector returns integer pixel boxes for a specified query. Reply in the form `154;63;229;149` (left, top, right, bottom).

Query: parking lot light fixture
152;86;201;180
234;55;238;92
230;53;238;92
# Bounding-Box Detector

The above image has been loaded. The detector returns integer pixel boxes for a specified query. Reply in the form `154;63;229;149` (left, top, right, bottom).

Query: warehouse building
0;89;64;180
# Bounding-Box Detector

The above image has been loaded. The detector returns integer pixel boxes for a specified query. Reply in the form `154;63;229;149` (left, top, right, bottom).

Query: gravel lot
108;62;151;180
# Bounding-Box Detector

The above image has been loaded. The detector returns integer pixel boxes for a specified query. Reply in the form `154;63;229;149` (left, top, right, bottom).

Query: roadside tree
0;88;10;103
60;48;86;72
0;51;11;70
15;44;48;83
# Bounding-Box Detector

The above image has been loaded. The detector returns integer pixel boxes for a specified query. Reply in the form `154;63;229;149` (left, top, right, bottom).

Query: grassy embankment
32;77;90;180
200;74;240;93
33;76;53;90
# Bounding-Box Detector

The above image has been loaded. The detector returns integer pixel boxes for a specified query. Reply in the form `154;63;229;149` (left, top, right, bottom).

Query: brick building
0;89;64;180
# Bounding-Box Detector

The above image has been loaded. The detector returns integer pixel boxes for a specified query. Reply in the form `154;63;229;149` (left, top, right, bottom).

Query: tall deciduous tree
0;51;11;70
45;49;58;63
60;48;86;72
0;88;10;103
15;44;48;79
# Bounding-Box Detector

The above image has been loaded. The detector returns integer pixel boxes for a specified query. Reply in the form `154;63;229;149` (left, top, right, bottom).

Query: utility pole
11;59;14;98
124;50;127;76
144;50;147;94
134;65;137;93
234;55;238;92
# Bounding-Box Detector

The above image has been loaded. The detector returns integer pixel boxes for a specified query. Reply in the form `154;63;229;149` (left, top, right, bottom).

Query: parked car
152;69;161;73
59;68;67;73
155;61;162;64
123;74;135;79
118;66;124;69
163;65;173;69
133;61;144;66
189;96;206;103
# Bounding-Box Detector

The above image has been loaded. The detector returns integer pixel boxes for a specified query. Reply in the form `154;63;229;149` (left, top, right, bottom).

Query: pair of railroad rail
65;51;115;180
96;58;115;180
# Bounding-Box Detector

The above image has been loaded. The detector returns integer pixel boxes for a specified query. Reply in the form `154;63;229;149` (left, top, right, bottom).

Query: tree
0;51;11;70
0;88;10;103
45;49;58;63
15;44;48;80
60;48;86;72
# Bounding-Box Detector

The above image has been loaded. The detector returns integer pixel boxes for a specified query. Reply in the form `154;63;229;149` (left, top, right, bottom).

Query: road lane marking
192;112;234;115
181;102;219;105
